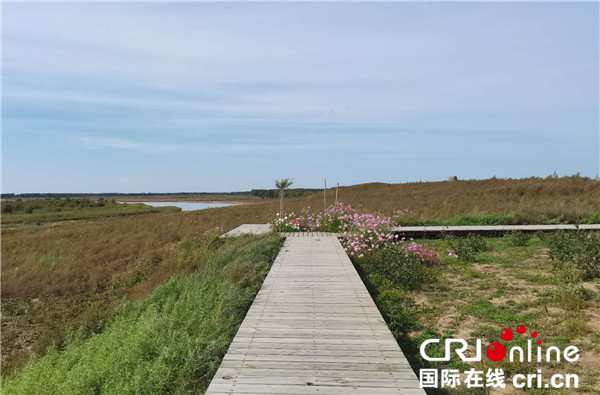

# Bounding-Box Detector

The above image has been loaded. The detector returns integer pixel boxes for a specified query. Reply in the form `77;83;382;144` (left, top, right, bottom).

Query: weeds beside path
2;234;282;394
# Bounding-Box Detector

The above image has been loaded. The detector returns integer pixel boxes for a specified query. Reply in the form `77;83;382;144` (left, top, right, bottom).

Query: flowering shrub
358;247;431;291
273;212;301;232
273;202;440;265
402;241;440;265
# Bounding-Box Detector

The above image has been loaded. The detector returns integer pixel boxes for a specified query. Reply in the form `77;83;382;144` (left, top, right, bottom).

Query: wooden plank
211;374;417;387
206;235;423;394
222;354;410;364
225;350;404;357
213;367;415;379
229;337;401;347
227;343;403;352
234;328;393;338
217;360;411;371
208;383;423;394
238;319;386;328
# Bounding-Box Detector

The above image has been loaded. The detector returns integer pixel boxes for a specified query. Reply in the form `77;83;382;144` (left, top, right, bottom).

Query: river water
137;201;235;211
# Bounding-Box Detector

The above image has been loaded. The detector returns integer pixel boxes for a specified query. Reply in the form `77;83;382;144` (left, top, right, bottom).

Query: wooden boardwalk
392;224;600;235
206;233;423;394
221;224;600;239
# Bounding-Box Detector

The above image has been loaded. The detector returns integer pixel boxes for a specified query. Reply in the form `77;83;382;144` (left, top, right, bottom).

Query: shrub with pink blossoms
402;241;440;265
274;202;440;264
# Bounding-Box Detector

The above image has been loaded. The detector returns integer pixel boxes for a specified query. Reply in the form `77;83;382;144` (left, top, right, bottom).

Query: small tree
275;178;293;228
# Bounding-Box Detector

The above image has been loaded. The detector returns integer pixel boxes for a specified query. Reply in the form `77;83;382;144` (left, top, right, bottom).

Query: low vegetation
2;176;599;374
2;234;282;394
1;197;107;213
354;234;600;393
445;234;489;262
1;197;179;224
1;201;280;372
545;231;600;280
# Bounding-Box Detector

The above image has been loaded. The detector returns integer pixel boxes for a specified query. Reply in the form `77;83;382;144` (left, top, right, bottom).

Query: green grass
38;254;58;268
394;213;514;226
2;234;282;394
514;272;556;284
459;299;538;326
563;317;590;337
461;267;488;279
395;211;600;227
393;212;590;226
1;203;180;224
579;212;600;224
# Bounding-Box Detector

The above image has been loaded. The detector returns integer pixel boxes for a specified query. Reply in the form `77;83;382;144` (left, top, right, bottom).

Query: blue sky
2;2;598;193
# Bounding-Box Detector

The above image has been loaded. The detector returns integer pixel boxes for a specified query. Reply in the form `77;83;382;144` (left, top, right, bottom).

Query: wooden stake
335;182;339;205
323;178;327;212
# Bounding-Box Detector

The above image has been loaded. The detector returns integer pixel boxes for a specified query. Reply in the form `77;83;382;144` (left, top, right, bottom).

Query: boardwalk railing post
335;182;339;205
323;178;327;212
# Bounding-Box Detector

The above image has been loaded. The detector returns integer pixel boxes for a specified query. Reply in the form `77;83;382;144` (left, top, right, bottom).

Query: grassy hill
289;176;600;223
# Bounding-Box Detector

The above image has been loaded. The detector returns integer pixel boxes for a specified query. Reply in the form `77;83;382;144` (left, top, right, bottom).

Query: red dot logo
500;328;513;341
486;342;506;362
516;325;526;334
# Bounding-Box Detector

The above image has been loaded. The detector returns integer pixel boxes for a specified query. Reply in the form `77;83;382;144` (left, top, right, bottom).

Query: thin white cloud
75;135;352;155
2;2;598;193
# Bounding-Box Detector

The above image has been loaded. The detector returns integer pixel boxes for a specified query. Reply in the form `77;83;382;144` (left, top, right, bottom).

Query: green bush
446;234;488;262
545;232;582;262
579;212;600;224
376;289;419;334
357;246;427;290
2;201;14;213
504;231;531;246
1;197;109;215
545;231;600;280
575;244;600;280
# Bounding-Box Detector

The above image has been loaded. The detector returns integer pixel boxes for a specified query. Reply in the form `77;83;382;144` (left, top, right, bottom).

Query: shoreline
114;196;258;205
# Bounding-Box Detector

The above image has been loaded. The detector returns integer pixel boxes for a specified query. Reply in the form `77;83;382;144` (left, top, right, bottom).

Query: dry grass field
2;176;599;373
301;177;600;223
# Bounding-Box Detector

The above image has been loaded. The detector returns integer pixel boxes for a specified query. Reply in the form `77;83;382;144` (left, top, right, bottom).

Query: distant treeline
0;190;320;200
250;189;321;199
1;192;252;199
